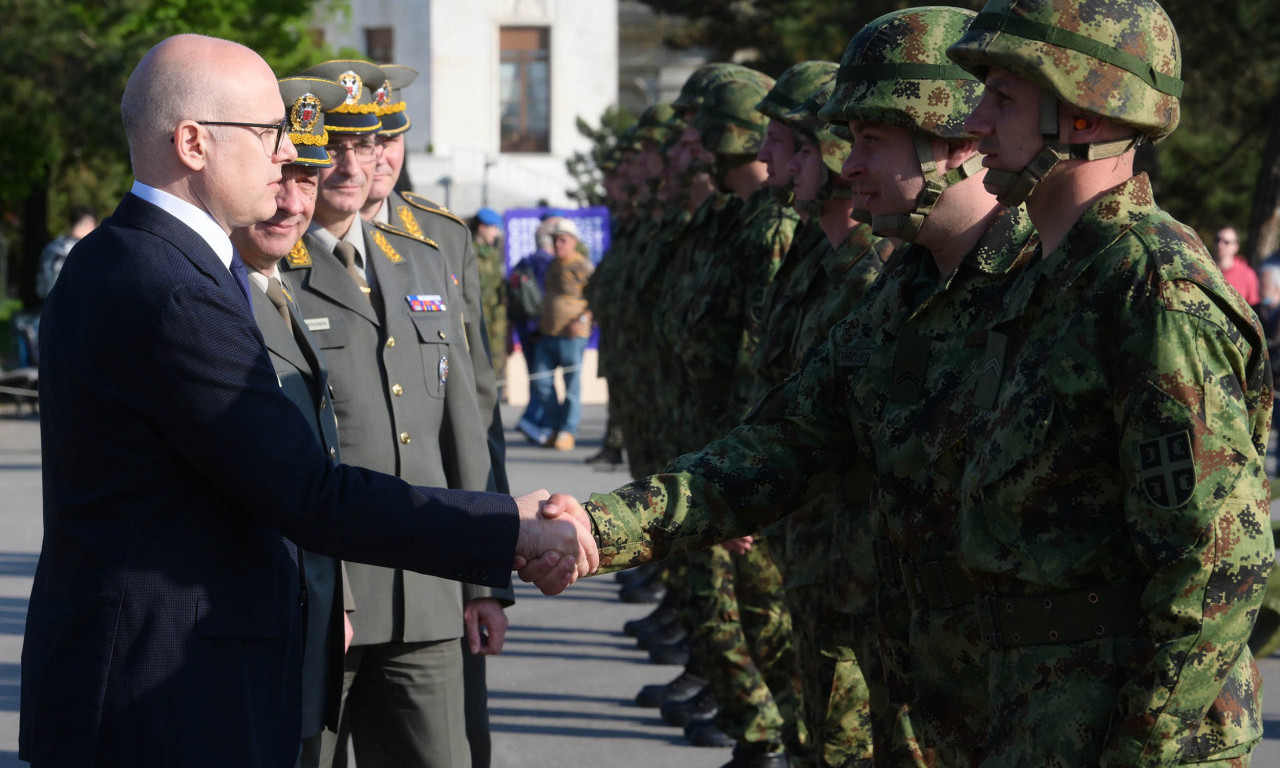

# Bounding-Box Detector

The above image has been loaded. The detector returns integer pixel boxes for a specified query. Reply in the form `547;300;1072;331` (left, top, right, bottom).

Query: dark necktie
334;241;371;297
264;276;293;334
228;250;252;310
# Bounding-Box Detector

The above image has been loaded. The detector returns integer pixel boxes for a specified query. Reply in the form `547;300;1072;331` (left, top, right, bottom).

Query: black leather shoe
720;742;788;768
635;668;707;707
615;560;661;584
686;721;736;748
585;445;624;465
636;620;686;651
619;579;665;604
661;686;718;727
623;604;678;637
648;638;690;666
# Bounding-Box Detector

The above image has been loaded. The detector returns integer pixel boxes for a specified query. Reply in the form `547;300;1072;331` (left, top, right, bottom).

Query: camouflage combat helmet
946;0;1183;205
817;7;986;240
756;61;838;123
781;76;853;217
693;74;775;156
634;103;680;146
673;62;751;115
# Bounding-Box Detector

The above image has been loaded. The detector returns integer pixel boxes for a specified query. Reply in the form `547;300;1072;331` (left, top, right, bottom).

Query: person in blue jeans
519;218;594;449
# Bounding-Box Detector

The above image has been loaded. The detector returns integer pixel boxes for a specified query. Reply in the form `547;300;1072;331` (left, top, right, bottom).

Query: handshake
512;491;600;594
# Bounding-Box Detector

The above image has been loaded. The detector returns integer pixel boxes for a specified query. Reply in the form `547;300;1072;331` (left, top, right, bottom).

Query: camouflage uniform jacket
677;189;796;443
957;174;1273;767
778;222;891;592
473;237;507;373
580;205;1036;764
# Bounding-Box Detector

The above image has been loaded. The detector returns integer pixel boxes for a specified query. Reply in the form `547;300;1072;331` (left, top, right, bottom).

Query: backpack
507;260;543;325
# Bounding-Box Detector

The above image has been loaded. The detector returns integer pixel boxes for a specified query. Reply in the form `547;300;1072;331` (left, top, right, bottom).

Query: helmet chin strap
769;185;796;207
983;89;1143;207
871;131;985;241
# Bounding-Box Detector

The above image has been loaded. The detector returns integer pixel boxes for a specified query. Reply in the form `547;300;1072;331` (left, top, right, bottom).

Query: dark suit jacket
250;275;345;737
283;224;509;645
21;193;517;768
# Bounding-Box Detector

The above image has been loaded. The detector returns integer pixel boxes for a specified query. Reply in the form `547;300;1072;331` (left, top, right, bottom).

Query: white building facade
318;0;619;218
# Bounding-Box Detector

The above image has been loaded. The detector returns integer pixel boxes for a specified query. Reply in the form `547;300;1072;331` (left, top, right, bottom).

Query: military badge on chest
438;356;449;389
1138;431;1196;509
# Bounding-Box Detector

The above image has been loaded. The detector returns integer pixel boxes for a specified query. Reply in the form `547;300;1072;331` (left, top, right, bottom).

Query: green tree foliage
566;106;637;207
1;0;343;304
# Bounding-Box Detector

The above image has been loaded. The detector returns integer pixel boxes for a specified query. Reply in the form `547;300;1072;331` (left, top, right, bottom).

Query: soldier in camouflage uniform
944;1;1273;765
472;207;507;398
667;70;811;766
773;68;893;768
523;7;1040;766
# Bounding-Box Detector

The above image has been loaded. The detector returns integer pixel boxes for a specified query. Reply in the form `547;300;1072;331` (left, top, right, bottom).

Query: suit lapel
251;286;313;378
298;231;380;325
114;193;248;316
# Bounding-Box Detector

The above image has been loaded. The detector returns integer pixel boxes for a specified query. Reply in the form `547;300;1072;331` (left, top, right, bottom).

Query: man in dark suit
230;74;353;768
20;34;594;768
286;58;510;768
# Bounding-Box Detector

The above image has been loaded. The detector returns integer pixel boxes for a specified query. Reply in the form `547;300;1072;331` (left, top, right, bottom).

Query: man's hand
721;535;753;554
343;612;353;653
463;598;509;655
512;491;600;594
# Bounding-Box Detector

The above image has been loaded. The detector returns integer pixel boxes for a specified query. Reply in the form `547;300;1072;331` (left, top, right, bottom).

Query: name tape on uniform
305;317;331;331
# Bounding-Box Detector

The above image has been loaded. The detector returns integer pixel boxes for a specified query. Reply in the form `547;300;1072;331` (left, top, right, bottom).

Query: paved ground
2;402;1279;766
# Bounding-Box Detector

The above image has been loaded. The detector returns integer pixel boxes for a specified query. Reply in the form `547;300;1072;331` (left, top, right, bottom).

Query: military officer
229;73;350;768
356;61;515;768
947;1;1272;764
283;58;504;768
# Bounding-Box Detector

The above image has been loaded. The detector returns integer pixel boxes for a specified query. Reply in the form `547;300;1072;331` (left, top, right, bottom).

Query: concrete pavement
2;402;1279;766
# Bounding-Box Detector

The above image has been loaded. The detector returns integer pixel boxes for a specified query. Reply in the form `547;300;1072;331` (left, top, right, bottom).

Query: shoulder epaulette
374;219;440;251
401;191;466;227
285;238;312;268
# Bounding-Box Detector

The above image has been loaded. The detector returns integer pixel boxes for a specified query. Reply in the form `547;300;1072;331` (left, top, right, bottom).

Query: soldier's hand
721;535;753;554
512;490;598;594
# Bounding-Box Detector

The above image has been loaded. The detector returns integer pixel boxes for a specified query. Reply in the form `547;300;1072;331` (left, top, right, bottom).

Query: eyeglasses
198;118;290;155
326;140;383;162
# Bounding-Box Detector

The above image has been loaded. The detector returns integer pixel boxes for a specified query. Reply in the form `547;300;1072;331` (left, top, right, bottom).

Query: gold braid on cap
333;102;382;114
289;129;329;146
379;102;408;115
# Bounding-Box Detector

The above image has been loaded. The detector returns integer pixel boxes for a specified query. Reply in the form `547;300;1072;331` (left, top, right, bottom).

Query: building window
500;27;550;153
365;27;393;63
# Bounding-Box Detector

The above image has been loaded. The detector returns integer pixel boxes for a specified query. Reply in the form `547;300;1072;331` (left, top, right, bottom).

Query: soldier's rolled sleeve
585;336;859;572
1103;292;1273;766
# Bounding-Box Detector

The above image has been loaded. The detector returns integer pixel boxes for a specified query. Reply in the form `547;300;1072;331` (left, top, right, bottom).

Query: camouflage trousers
684;541;798;750
785;583;872;768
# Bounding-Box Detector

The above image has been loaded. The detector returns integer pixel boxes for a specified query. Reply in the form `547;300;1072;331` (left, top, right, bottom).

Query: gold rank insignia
397;205;426;240
402;191;465;227
372;230;404;264
286;239;312;267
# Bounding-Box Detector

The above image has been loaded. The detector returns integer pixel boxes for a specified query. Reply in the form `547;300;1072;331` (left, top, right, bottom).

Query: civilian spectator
1214;225;1260;306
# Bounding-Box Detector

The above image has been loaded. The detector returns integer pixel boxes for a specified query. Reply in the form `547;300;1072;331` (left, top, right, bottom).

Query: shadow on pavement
0;554;37;578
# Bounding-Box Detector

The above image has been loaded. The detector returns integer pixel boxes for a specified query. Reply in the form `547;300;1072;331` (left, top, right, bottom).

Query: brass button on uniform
437;331;447;340
399;432;411;444
391;384;404;396
329;447;337;459
320;397;328;410
385;336;396;348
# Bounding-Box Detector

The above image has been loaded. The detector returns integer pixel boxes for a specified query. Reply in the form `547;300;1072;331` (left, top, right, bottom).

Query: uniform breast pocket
309;321;349;350
409;311;455;399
